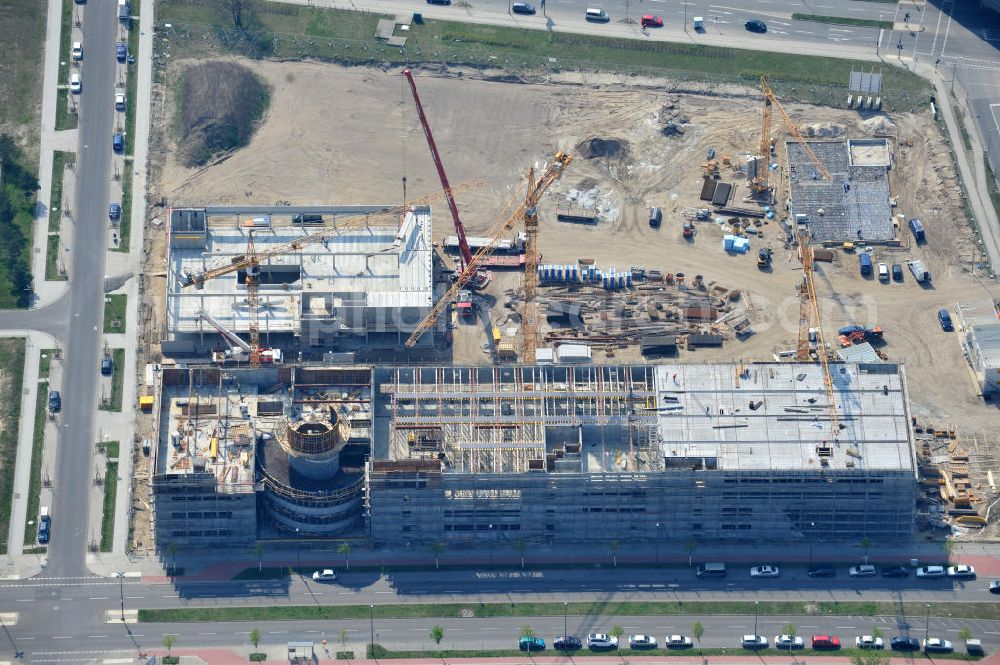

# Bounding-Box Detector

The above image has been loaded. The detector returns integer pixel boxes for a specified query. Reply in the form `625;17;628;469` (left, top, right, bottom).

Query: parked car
48;390;61;413
553;636;582;650
812;635;841;650
640;14;663;27
109;203;122;221
587;634;617;649
750;565;779;578
807;566;835;578
37;508;51;544
585;7;610;22
628;635;657;649
426;0;451;5
511;2;536;14
70;73;82;94
849;564;877;577
891;637;921;651
938;309;953;332
519;636;545;652
881;565;910;578
916;565;947;578
924;638;953;653
856;636;885;650
775;635;804;650
101;356;113;376
878;262;889;281
311;569;338;582
113;132;124;154
72;41;83;61
115;93;126;111
742;635;768;649
665;635;693;649
892;263;903;281
989;580;1000;594
948;565;976;579
745;19;767;32
116;41;128;62
648;206;662;228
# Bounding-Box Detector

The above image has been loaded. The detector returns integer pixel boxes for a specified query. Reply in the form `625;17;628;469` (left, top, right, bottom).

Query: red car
811;636;841;650
641;14;663;27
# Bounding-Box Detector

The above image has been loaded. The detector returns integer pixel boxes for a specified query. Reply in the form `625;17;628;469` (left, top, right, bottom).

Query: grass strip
45;235;66;281
99;349;125;412
984;154;1000;237
791;14;893;29
55;0;78;131
113;162;132;252
103;294;127;333
100;458;119;552
22;378;47;546
0;339;26;555
38;349;56;379
48;151;73;232
156;1;930;110
104;440;120;459
140;600;1000;623
125;19;139;158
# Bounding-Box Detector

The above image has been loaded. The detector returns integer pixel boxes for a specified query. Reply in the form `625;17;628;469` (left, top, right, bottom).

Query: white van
585;7;610;22
692;16;704;31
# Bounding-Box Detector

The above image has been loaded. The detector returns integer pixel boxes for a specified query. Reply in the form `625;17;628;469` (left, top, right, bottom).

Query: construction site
131;54;1000;550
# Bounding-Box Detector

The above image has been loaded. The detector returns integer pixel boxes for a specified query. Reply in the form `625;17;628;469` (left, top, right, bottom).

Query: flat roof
971;323;1000;368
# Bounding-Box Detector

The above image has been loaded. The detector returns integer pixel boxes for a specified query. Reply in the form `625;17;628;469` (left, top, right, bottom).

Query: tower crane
751;77;832;195
177;183;481;365
796;229;841;435
402;69;488;289
405;151;573;348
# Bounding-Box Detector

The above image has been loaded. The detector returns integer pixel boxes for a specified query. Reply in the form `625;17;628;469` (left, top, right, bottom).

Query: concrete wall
150;473;257;548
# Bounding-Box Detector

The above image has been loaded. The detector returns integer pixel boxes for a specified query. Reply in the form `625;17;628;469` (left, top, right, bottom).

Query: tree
339;627;350;650
609;540;620;568
253;542;264;572
430;542;444;570
692;621;704;648
859;535;872;564
249;628;260;650
958;626;973;642
222;0;246;28
520;625;536;639
338;542;351;570
514;539;528;569
610;625;624;652
783;623;797;637
162;634;177;654
167;541;179;573
685;538;697;567
429;624;445;649
871;626;883;641
943;538;955;563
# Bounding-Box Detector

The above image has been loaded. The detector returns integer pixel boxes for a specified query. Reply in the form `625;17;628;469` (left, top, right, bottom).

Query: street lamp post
115;571;126;622
925;603;931;643
370;603;376;655
753;601;759;637
489;524;494;564
655;522;662;563
563;601;568;639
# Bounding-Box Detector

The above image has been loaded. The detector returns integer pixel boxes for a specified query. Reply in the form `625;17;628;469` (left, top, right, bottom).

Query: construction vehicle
750;77;831;196
403;69;488;289
197;308;282;364
405;151;573;348
837;324;883;347
682;221;695;239
757;246;773;270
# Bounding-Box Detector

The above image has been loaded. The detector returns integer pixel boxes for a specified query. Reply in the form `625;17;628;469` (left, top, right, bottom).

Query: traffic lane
20;614;1000;656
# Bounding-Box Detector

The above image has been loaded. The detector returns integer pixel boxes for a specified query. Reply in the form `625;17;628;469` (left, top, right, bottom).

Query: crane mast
245;230;262;366
406;151;572;348
402;69;486;287
796;229;840;434
522;167;540;362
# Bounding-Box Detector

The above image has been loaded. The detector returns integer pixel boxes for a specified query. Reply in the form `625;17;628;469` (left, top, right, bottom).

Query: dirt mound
177;61;270;167
800;122;845;138
577;137;629;160
862;115;896;136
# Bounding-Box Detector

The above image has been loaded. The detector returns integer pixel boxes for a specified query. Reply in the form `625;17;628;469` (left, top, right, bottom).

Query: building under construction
149;361;917;548
162;205;435;359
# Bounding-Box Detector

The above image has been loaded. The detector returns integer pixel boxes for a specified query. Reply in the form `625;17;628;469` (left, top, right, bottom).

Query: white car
849;564;877;577
856;635;885;649
665;635;693;649
587;633;618;649
916;565;946;578
742;635;768;649
311;569;338;582
774;635;804;650
750;565;779;578
628;635;657;649
71;41;83;60
114;93;126;111
878;262;889;281
69;73;81;94
947;565;976;579
923;638;953;653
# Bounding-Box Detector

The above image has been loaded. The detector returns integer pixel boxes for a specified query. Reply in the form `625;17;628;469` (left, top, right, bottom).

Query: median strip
791;14;893;30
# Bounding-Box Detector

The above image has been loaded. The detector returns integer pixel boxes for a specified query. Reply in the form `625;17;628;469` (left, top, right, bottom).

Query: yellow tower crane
796;229;840;435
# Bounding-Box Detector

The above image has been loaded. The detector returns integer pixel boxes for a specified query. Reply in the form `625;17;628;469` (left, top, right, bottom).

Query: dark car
807;566;835;578
881;565;910;578
112;132;124;154
892;263;903;281
745;19;767;33
116;42;127;62
109;203;122;221
37;514;51;544
648;206;662;228
989;580;1000;594
519;636;545;652
512;2;536;14
891;637;921;652
48;390;61;413
427;0;451;5
101;356;113;376
938;308;954;332
641;14;663;27
554;636;582;650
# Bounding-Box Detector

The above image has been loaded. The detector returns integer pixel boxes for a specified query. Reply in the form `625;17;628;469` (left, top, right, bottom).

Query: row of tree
0;135;38;308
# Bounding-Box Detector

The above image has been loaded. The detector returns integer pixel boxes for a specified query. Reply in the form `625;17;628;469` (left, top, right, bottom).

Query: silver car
628;635;657;649
587;633;618;649
666;635;693;649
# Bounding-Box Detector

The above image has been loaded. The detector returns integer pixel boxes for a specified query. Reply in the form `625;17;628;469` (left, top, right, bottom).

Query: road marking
828;28;855;33
89;597;109;600
199;632;218;636
52;636;71;639
124;596;144;599
87;635;109;639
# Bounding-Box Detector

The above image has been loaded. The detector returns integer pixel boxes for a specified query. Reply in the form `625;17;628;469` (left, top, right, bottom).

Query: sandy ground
152;59;999;436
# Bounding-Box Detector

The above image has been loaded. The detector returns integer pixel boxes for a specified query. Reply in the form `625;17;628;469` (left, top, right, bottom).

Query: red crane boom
402;69;476;271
